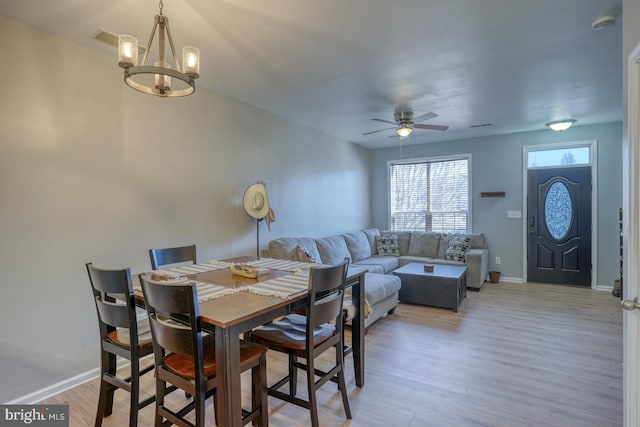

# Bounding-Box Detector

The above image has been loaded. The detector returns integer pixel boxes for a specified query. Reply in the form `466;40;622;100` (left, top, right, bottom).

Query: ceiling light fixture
397;123;413;137
592;7;620;31
546;119;576;132
118;0;199;97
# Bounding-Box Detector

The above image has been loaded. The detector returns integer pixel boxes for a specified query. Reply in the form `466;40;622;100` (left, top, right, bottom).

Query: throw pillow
296;245;319;263
376;233;400;256
445;235;472;262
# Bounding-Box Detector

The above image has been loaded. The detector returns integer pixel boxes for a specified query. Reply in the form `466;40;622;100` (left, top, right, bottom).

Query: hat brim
243;183;270;219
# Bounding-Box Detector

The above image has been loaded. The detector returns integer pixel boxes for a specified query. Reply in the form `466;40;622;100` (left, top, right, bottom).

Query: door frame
521;140;598;288
622;40;640;427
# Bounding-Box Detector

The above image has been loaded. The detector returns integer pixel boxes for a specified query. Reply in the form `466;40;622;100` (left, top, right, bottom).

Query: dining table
135;256;366;427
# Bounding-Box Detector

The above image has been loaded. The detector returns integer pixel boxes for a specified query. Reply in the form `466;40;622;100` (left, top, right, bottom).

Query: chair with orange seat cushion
138;274;268;427
86;263;155;427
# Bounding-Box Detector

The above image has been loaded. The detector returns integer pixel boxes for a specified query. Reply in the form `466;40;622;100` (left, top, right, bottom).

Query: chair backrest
86;263;139;346
306;258;350;341
148;245;197;270
138;274;206;381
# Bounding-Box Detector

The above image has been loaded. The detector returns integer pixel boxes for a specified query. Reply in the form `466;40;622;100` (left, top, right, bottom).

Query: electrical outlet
495;257;501;265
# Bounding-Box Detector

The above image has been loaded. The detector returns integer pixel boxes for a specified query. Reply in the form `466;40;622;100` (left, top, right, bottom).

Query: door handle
621;297;640;311
528;216;535;228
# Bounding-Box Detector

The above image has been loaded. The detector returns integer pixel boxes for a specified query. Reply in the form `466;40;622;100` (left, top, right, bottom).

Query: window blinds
389;158;469;233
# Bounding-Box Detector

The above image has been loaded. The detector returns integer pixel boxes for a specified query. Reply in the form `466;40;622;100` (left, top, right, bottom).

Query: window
527;146;590;168
389;156;470;233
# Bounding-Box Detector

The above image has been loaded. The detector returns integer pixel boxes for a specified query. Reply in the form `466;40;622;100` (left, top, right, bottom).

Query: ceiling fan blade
371;118;398;125
362;126;395;136
414;123;449;131
413;112;438;123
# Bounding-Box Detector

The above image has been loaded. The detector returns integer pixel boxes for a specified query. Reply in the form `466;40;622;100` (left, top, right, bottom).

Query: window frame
387;153;473;233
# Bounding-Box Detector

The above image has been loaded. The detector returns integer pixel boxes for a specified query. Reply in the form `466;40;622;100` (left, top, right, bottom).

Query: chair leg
336;347;351;419
194;386;205;427
95;351;116;426
288;354;297;397
154;379;166;427
252;353;268;426
105;352;116;417
95;377;109;427
306;357;319;427
129;359;140;427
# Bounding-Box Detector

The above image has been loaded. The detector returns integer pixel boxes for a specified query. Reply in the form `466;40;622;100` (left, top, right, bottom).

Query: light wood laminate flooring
41;282;623;426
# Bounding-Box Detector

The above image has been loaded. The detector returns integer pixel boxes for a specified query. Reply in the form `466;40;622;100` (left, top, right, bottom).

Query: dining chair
86;263;155;427
148;244;197;270
138;274;268;427
248;258;351;427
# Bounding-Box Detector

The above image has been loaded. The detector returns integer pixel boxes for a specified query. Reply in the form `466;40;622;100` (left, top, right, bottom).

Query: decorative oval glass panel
545;181;572;240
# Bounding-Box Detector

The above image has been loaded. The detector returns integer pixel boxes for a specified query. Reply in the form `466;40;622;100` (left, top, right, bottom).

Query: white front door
623;41;640;427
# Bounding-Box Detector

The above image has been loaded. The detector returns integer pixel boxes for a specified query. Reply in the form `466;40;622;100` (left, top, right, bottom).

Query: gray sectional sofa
265;228;488;328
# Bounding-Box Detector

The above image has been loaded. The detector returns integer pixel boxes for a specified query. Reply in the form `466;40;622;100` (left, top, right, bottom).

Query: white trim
7;368;100;404
6;355;151;404
622;40;640;427
521;140;598;288
497;276;525;284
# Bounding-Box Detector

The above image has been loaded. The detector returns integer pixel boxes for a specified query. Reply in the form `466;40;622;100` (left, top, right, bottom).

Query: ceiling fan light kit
546;119;576;132
397;123;413;137
118;0;199;97
363;110;449;138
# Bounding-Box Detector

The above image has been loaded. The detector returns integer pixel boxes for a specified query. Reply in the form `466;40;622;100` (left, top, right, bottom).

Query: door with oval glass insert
527;166;591;285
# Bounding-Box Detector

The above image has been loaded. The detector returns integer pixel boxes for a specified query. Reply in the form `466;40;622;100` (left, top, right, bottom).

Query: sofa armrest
465;248;488;289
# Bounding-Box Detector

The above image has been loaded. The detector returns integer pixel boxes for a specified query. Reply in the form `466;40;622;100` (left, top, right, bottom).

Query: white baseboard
7;368;99;404
6;354;151;405
490;277;616;291
495;276;524;284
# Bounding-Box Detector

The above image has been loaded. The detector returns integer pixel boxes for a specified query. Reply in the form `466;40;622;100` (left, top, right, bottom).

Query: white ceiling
0;0;623;149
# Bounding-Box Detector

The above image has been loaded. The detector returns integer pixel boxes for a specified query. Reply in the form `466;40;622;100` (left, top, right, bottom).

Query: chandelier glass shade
118;1;199;97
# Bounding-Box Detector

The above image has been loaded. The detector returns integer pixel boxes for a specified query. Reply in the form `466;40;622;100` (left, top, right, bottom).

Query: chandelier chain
159;0;164;15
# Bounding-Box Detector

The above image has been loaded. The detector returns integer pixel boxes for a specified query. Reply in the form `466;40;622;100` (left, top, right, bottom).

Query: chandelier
118;0;199;97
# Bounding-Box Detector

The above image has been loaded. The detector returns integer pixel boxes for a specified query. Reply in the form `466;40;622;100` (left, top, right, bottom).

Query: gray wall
0;16;370;403
370;123;622;285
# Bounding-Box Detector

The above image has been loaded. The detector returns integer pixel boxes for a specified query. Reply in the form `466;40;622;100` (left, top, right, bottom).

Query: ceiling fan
362;111;449;137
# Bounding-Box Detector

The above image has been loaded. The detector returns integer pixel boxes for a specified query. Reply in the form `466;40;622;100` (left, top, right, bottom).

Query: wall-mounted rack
480;191;506;198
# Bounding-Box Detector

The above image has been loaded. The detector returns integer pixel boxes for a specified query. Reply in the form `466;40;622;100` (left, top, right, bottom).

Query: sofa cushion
353;256;399;274
362;228;380;255
342;231;372;262
360;272;401;306
468;233;487;249
445;235;472;261
268;237;322;262
376;233;400;256
438;234;452;258
408;232;441;257
396;231;412;255
315;235;352;265
351;261;385;274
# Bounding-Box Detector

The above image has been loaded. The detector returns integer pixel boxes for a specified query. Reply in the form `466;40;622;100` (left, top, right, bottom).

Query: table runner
135;279;238;303
161;260;233;275
240;272;310;299
243;258;319;272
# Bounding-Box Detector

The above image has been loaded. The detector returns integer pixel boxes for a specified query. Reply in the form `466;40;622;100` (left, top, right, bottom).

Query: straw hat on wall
243;182;270;220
